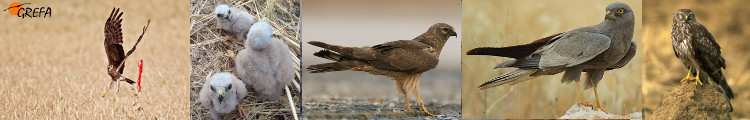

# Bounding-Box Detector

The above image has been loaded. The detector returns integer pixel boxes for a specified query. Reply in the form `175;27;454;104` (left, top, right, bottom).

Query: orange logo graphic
3;2;51;18
4;2;29;15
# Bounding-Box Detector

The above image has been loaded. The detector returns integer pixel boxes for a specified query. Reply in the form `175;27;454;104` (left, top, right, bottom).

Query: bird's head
674;9;696;23
214;4;231;20
209;73;234;103
107;65;114;71
604;2;634;22
247;20;273;50
432;23;457;38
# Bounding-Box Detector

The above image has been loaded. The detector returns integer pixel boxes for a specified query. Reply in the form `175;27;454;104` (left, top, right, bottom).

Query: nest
189;0;301;119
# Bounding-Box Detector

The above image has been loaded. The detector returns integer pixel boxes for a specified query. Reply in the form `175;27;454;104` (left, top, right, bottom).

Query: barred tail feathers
478;69;537;90
306;61;369;73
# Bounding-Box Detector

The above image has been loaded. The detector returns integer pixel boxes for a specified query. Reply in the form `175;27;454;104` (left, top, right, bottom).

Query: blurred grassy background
462;0;642;119
301;0;461;110
642;0;750;118
0;0;188;119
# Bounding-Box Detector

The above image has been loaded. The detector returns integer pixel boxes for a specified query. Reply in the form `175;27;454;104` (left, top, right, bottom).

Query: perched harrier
199;72;248;119
235;20;294;101
215;4;255;41
102;7;150;100
467;2;636;112
671;9;733;111
307;23;457;116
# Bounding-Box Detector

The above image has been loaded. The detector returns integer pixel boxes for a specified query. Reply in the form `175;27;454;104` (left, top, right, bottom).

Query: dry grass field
188;0;301;119
462;0;643;119
643;0;750;118
0;0;189;119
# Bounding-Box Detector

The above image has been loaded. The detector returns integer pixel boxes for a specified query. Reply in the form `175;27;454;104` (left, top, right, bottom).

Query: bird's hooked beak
216;89;226;102
682;13;690;23
605;11;616;20
448;30;457;38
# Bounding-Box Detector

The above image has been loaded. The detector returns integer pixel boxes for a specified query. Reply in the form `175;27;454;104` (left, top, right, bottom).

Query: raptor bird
215;4;255;41
671;9;733;111
102;7;150;100
235;20;294;101
306;23;457;117
467;2;636;112
199;72;248;120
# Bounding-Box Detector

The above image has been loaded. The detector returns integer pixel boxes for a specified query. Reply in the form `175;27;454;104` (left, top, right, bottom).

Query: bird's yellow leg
591;83;607;113
114;78;120;101
102;81;113;97
680;69;692;83
417;95;435;117
102;87;109;97
695;70;703;85
102;90;109;97
404;94;412;112
576;82;591;107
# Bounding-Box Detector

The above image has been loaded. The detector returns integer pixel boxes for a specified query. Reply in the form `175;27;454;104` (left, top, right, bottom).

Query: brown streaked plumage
102;7;150;100
671;9;733;111
307;23;457;117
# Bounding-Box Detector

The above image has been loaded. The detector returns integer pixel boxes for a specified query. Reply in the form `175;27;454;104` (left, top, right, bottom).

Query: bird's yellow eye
617;9;624;14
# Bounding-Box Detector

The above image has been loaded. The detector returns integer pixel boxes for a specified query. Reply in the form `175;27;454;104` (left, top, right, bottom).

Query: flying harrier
102;7;150;100
307;23;457;117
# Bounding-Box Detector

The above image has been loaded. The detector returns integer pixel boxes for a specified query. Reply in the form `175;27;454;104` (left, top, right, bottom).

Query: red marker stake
138;60;143;92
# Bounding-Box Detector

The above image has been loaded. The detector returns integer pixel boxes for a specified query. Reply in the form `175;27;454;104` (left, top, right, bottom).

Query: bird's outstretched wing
113;19;150;73
105;8;126;74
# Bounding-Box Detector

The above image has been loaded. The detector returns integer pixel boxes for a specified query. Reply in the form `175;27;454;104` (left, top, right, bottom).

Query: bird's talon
577;102;592;107
425;111;436;117
593;107;608;113
696;79;703;85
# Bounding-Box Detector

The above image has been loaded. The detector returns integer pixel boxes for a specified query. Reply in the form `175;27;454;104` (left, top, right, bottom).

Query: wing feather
105;8;125;74
466;33;561;59
539;32;611;69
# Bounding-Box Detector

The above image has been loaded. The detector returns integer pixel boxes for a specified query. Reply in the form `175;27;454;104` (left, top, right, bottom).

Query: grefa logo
3;2;51;18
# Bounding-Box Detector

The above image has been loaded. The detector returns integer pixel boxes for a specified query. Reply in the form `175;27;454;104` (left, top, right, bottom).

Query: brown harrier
102;8;150;100
307;23;457;116
671;9;733;111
